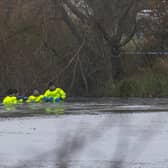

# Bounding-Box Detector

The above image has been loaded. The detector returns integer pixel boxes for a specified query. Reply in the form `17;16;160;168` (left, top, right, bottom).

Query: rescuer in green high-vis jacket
26;89;44;103
2;89;23;105
43;82;66;103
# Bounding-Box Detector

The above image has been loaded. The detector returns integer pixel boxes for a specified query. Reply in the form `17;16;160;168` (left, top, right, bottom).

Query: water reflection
0;98;168;168
1;98;168;118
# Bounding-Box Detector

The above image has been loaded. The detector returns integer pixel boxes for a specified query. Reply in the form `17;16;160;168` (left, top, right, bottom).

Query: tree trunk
110;47;124;80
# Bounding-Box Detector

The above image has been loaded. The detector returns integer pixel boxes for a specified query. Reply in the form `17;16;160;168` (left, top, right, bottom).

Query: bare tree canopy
0;0;168;97
61;0;146;79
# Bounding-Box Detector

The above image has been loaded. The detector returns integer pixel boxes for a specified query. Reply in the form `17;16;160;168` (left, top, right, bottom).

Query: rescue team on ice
2;81;66;105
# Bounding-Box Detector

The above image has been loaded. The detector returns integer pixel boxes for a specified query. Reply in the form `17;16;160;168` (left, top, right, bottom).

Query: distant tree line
0;0;167;96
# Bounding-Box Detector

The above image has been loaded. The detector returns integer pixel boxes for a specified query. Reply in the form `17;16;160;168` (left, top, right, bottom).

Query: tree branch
120;19;137;47
62;0;89;23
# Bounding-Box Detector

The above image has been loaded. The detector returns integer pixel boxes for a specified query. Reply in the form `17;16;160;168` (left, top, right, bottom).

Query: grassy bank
100;71;168;97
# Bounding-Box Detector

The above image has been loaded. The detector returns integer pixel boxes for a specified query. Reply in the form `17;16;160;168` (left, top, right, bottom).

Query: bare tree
60;0;146;79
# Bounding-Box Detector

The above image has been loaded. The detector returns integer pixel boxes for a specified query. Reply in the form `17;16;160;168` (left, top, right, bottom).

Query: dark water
0;98;168;168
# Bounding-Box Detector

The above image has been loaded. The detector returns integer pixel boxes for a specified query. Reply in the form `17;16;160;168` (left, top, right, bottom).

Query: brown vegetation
0;0;167;97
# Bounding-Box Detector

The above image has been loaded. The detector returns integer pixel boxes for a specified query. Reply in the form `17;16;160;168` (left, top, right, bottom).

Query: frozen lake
0;98;168;168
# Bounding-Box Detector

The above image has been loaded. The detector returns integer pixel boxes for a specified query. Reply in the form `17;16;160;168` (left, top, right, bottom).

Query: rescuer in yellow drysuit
43;82;66;103
2;89;23;105
26;89;44;103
